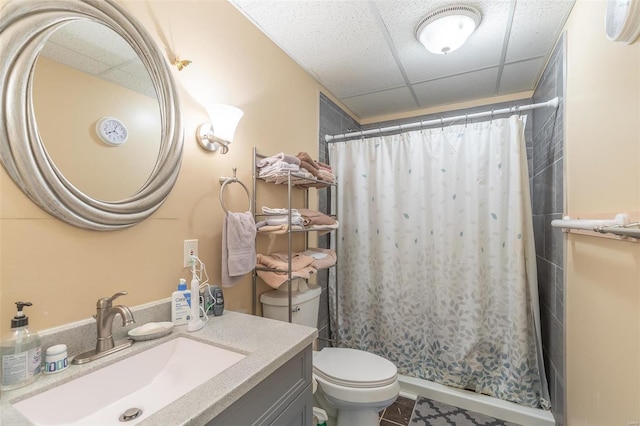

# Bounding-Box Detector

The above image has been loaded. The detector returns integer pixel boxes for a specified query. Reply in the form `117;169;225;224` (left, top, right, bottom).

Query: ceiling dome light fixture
416;5;481;54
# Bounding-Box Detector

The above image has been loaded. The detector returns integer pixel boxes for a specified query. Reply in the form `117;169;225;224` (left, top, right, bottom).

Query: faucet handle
97;291;128;308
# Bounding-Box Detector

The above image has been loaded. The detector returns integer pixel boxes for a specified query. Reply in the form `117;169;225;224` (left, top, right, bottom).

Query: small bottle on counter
44;344;68;375
1;302;42;390
171;279;191;326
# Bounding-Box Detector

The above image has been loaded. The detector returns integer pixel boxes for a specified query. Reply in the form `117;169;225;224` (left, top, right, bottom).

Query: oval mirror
0;0;183;230
33;20;162;202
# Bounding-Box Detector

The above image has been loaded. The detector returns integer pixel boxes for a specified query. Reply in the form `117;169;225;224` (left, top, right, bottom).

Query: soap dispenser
171;279;191;326
1;302;42;390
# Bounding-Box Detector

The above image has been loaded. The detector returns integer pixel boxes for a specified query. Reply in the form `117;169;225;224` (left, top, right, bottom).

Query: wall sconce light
416;5;481;54
196;104;244;154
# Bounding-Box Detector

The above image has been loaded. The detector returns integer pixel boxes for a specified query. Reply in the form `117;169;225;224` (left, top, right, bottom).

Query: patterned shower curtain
328;115;550;409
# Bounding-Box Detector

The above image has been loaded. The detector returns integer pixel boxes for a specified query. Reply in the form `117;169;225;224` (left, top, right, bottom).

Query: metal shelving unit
252;147;339;346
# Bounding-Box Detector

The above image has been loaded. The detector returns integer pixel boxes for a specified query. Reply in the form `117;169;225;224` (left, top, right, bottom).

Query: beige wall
564;1;640;424
0;0;326;336
3;1;640;423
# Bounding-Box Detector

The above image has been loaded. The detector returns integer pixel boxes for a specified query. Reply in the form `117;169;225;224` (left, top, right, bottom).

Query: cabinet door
270;383;313;426
207;345;312;425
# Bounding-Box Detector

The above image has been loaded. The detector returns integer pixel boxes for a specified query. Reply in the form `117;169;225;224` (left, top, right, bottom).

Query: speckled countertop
0;309;317;425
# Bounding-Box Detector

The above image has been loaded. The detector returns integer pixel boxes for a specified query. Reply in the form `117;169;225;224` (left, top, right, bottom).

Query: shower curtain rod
325;97;560;142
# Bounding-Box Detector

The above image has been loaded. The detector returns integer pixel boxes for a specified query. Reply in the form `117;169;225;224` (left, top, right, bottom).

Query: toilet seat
313;348;397;389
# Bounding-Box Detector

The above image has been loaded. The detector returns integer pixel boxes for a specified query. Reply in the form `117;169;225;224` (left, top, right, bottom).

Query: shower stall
319;36;564;425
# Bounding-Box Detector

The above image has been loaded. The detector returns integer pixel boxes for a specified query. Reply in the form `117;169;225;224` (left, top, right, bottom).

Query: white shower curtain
328;115;550;409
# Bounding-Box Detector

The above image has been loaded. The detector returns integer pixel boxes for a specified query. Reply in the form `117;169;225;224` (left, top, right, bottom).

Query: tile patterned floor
378;396;522;426
379;396;416;426
409;397;521;426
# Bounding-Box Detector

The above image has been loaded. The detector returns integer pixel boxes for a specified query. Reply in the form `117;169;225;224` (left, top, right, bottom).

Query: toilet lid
313;348;397;388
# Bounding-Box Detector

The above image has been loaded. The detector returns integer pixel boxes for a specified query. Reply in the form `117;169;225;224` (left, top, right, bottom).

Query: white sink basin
13;336;246;425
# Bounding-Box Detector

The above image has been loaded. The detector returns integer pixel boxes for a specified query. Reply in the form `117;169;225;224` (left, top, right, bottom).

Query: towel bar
219;167;252;213
551;214;640;240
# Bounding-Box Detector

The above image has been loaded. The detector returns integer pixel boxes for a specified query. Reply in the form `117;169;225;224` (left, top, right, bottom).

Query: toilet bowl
313;347;399;425
260;286;400;425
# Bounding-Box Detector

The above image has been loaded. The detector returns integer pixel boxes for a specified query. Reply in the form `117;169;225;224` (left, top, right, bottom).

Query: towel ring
219;167;252;214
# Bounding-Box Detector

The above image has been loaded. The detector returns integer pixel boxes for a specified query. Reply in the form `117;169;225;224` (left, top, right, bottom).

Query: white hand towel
222;211;256;288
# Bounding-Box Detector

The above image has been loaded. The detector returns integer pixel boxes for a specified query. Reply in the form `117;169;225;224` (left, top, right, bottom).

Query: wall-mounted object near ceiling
0;0;184;231
415;5;481;54
96;117;128;146
196;104;244;154
172;56;192;71
605;0;640;43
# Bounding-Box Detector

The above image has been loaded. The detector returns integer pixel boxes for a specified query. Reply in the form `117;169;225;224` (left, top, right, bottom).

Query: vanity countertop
0;310;317;425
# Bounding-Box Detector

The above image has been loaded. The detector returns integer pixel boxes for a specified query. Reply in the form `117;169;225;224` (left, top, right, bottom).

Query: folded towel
301;248;337;269
299;159;320;177
256;267;316;289
258;161;300;176
257;253;315;272
307;221;339;236
297;152;319;168
257;224;304;234
262;206;299;215
222;211;257;288
257;152;300;168
266;217;304;226
298;208;337;227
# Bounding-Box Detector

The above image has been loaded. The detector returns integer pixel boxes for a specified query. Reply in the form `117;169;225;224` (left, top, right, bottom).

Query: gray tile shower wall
318;93;360;348
532;33;566;426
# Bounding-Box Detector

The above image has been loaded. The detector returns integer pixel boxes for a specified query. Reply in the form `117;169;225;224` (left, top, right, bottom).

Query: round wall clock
96;117;128;146
605;0;640;43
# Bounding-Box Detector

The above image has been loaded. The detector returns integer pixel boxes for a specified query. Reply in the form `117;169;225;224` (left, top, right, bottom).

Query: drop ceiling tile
376;0;511;83
101;68;156;99
412;67;499;109
230;0;575;118
117;59;152;83
39;42;112;75
505;0;574;63
48;21;137;66
341;86;417;119
232;0;406;98
498;57;546;95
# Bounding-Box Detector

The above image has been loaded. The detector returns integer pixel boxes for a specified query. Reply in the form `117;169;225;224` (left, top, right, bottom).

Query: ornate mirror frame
0;0;183;231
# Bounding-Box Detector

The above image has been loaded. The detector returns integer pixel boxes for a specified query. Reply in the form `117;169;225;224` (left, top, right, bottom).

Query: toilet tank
260;285;321;328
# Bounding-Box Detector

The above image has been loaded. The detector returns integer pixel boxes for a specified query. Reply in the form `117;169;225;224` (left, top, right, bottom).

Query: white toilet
261;285;400;426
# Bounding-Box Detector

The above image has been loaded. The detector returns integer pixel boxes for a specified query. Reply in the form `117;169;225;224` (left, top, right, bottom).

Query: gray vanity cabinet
208;345;313;425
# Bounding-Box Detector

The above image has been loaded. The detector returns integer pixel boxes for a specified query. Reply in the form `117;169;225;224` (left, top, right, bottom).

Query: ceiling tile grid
376;0;511;83
232;0;407;98
342;86;419;118
40;42;112;75
230;0;575;119
412;67;500;108
498;57;546;95
505;0;575;63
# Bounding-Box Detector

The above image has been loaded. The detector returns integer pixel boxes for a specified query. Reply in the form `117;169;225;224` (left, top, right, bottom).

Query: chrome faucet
96;291;135;353
72;291;136;365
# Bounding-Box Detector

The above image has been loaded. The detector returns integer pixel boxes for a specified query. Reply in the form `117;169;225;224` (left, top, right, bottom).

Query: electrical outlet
183;239;198;268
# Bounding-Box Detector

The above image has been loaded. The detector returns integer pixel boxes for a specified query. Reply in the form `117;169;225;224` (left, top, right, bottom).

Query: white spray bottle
187;257;204;332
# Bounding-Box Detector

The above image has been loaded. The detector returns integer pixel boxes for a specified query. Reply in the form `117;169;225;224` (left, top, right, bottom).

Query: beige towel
301;248;337;270
297;209;337;226
256;267;316;289
222;211;256;288
257;253;315;272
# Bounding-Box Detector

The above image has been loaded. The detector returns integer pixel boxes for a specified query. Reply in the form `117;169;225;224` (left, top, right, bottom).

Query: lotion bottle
171;279;191;326
1;302;42;390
